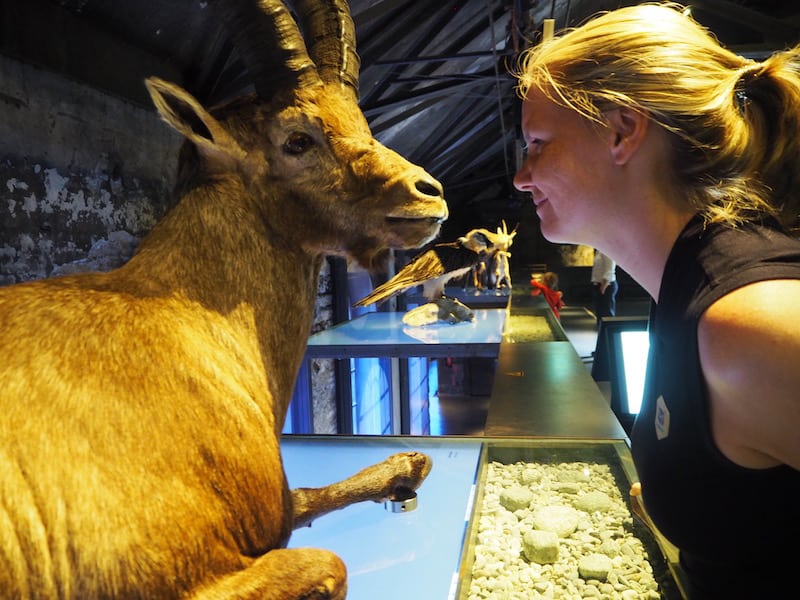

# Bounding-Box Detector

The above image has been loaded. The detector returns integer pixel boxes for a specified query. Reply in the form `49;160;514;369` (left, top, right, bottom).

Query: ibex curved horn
216;0;360;100
294;0;361;98
215;0;321;97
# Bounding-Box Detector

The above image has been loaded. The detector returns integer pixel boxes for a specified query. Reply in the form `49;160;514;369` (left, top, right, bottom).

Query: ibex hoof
386;451;433;493
300;576;346;600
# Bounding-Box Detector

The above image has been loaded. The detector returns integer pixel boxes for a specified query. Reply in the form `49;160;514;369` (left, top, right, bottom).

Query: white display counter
282;436;482;599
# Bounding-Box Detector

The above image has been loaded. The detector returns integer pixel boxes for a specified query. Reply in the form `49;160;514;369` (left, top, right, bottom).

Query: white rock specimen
499;485;534;511
464;459;666;599
575;490;614;513
522;529;559;564
531;505;580;537
578;553;613;580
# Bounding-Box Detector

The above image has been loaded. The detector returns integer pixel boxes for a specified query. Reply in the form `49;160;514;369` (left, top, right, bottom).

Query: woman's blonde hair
516;3;800;232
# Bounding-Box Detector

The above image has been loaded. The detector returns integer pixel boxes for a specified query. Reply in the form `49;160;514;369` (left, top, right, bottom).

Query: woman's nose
513;162;532;192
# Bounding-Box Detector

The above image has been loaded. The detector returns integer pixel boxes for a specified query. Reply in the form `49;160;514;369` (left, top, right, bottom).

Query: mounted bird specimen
354;228;496;323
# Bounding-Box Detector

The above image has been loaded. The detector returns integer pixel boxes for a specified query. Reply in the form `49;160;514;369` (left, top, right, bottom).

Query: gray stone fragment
598;539;619;557
578;553;613;581
556;482;581;494
520;467;542;485
499;485;534;511
575;490;614;513
558;469;591;483
522;529;559;564
532;505;580;537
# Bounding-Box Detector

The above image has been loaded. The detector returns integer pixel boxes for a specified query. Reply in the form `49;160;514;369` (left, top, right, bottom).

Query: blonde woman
513;4;800;597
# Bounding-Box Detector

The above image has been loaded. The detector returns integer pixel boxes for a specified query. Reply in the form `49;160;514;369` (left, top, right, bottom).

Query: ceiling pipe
487;0;512;188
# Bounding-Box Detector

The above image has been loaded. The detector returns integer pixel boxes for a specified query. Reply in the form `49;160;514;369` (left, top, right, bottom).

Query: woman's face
514;87;618;245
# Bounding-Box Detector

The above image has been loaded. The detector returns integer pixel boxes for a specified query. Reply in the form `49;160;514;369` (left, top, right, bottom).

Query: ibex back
0;1;444;597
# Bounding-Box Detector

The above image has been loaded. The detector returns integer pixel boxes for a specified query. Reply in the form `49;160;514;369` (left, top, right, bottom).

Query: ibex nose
414;176;448;221
415;179;442;198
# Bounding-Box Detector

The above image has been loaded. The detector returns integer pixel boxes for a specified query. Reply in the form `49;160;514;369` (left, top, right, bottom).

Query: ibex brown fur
0;1;444;597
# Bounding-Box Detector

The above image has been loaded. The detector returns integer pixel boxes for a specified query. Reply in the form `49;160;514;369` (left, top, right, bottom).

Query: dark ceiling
3;0;800;237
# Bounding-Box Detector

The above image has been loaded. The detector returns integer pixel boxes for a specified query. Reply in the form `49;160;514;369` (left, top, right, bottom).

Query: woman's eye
283;132;315;155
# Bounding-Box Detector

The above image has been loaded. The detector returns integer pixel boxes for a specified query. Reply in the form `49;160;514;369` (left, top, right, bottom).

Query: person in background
512;4;800;597
530;271;563;318
591;249;617;324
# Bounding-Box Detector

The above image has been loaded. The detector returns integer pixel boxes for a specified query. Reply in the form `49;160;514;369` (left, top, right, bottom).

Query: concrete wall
0;54;181;283
310;261;337;434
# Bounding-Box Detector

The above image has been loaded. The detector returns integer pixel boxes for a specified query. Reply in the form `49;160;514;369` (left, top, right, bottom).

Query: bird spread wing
354;241;482;307
354;246;452;307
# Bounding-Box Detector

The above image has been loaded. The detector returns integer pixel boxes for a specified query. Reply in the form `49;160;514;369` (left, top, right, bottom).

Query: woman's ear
605;107;649;166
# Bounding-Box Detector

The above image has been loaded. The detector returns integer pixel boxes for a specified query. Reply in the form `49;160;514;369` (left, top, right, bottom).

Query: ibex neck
123;181;323;421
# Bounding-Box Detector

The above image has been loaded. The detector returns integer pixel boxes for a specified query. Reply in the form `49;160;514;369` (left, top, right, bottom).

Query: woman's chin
539;221;566;243
540;223;582;246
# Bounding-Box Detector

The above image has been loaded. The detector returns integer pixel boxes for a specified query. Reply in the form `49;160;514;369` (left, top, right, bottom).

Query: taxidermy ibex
0;0;444;597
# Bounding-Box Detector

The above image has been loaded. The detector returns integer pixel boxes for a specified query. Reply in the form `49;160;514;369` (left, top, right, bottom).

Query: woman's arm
698;279;800;470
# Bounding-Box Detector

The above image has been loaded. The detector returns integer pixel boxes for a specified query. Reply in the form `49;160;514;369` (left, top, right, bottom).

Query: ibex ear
145;77;247;167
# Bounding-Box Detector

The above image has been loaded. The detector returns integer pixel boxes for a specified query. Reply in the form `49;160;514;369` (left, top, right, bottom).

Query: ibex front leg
292;451;433;529
192;548;347;600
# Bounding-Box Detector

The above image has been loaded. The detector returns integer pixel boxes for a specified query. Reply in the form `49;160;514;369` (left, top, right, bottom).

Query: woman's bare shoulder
698;279;800;469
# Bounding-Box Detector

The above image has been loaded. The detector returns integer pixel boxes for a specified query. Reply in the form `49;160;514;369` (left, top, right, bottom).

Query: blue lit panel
407;356;430;435
350;357;392;434
282;437;482;600
619;331;650;414
305;308;506;358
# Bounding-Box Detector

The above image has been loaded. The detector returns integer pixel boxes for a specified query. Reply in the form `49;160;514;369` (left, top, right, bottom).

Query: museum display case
281;435;686;600
455;438;684;599
298;306;508;435
288;291;574;436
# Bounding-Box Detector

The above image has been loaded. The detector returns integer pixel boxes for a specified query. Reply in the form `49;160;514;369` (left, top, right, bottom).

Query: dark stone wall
0;54;180;283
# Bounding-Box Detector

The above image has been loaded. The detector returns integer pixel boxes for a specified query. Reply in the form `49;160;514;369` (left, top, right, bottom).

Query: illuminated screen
593;315;650;431
617;330;650;414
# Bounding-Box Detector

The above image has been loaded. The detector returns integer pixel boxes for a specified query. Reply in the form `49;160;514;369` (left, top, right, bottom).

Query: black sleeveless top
630;215;800;598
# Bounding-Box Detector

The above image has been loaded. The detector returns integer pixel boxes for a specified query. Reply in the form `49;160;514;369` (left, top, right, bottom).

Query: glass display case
281;435;686;600
291;308;510;435
456;438;685;600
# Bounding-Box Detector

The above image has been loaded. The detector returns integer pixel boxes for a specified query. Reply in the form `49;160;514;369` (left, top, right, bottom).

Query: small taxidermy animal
354;228;495;307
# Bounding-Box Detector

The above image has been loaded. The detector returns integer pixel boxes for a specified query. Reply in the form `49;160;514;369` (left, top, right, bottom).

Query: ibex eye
283;132;314;155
